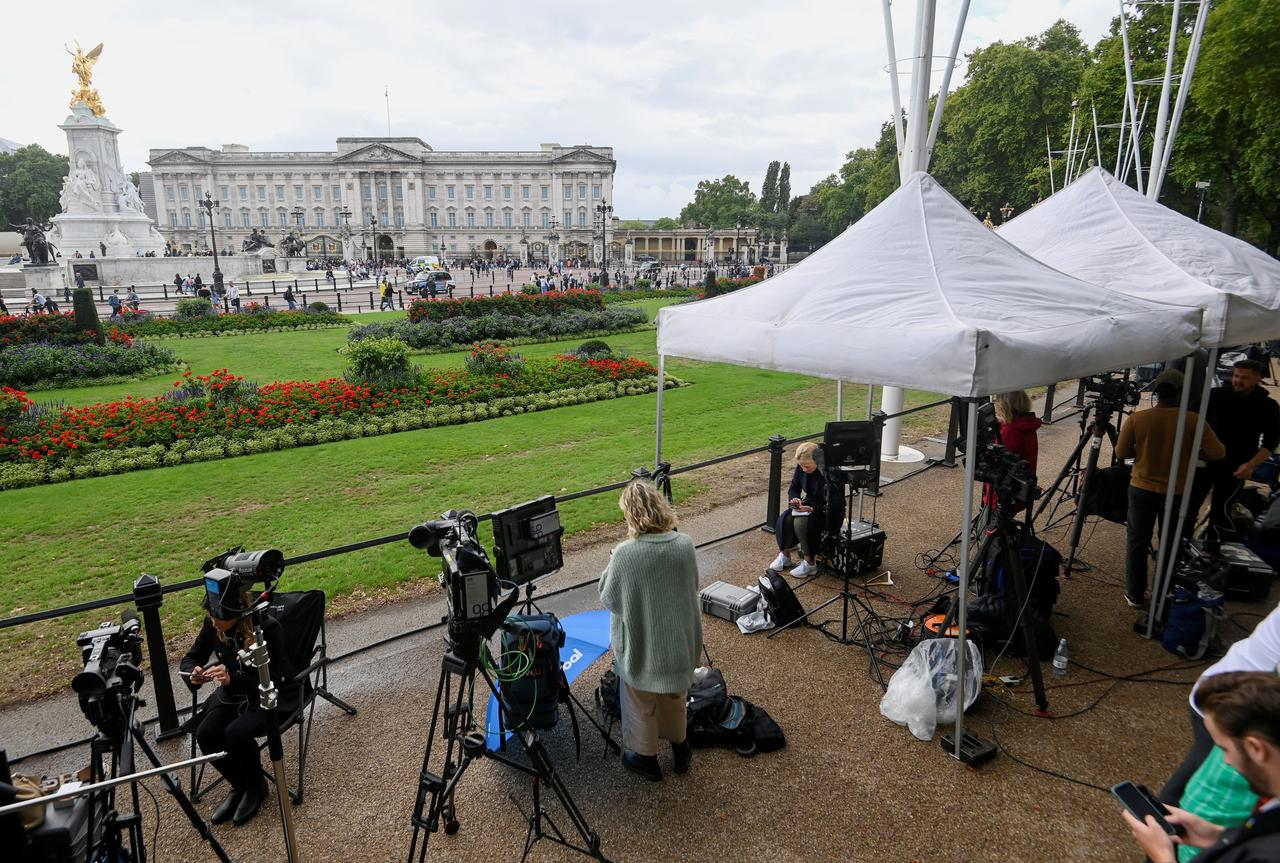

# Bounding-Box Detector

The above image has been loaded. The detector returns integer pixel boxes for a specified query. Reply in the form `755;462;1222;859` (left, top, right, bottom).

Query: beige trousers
620;680;686;756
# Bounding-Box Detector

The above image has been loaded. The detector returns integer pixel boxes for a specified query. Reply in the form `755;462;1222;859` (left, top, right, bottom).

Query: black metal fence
3;395;963;764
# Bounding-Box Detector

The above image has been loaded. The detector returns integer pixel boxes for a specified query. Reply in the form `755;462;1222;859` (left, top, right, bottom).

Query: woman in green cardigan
599;480;704;781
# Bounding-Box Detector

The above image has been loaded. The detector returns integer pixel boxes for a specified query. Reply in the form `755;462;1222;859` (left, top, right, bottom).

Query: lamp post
704;228;714;275
1000;202;1014;224
595;200;613;285
198;192;224;294
734;221;742;269
290;206;305;259
548;216;560;265
368;213;378;266
1195;180;1211;223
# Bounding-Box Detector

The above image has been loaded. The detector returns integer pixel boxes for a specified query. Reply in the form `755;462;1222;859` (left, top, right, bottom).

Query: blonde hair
994;390;1032;425
795;441;820;464
212;592;255;645
619;480;678;538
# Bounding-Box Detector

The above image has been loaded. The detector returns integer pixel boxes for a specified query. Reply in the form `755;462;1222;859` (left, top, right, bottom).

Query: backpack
595;667;621;721
499;613;566;731
1083;463;1131;524
758;570;805;628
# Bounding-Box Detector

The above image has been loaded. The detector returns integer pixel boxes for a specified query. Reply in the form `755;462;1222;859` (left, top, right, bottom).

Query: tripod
408;634;609;863
90;696;233;863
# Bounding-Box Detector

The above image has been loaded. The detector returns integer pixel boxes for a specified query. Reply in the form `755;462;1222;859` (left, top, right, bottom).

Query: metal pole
1046;130;1057;194
1114;94;1129;177
1146;0;1183;200
836;379;844;421
655;353;666;467
1119;2;1147;194
924;0;971;162
1091;100;1104;168
1147;356;1196;637
1064;104;1079;186
880;0;906;156
1155;0;1210;196
904;0;936;178
0;752;227;817
953;400;978;759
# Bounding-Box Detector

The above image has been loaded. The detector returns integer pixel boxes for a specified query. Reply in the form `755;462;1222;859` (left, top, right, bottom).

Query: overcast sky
3;0;1116;218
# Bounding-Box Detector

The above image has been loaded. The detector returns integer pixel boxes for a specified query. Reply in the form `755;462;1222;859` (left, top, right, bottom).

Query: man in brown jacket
1115;369;1225;608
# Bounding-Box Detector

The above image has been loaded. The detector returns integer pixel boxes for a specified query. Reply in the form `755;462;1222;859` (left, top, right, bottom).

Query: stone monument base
23;264;66;302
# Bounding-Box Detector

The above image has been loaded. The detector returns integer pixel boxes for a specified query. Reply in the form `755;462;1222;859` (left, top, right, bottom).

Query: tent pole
881;0;906;159
655;353;666;469
837;379;844;421
1091;100;1104;168
1118;1;1146;195
1146;0;1183;200
953;400;979;759
866;384;875;419
1153;345;1219;628
1147;356;1195;638
1156;0;1210;195
1114;94;1129;177
1064;104;1079;186
1046;129;1056;194
904;0;936;176
924;0;971;163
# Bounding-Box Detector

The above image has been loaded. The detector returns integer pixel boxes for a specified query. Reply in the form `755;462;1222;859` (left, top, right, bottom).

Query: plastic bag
736;609;774;634
879;639;983;741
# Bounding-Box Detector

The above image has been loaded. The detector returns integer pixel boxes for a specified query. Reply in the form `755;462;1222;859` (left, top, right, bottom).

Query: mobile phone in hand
1112;781;1184;837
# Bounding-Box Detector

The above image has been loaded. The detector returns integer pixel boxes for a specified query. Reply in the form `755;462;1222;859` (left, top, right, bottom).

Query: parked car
407;270;453;297
638;261;662;275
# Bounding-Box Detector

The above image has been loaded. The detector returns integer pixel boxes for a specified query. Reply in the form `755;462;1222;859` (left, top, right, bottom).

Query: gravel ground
8;401;1274;863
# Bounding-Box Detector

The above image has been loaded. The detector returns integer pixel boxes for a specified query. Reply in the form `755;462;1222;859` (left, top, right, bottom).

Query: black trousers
195;692;275;791
1159;705;1213;805
1183;465;1244;543
1126;486;1181;602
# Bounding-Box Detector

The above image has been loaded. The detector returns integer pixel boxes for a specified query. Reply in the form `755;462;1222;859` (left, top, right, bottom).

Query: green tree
129;171;141;189
786;185;836;250
652;217;680;230
814;120;899;234
678;175;758;228
0;145;69;226
616;219;651;229
760;161;781;214
777;163;791;215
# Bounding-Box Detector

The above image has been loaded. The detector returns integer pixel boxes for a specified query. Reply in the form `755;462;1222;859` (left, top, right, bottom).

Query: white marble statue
115;179;144;214
103;226;131;255
60;158;101;212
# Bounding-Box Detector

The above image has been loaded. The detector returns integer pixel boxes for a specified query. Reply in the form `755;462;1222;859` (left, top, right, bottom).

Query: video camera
975;445;1038;510
200;547;285;620
410;509;513;652
1084;372;1140;410
71;614;145;740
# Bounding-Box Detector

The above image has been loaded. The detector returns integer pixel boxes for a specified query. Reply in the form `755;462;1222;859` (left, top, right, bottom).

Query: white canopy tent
655;171;1204;756
999;167;1280;633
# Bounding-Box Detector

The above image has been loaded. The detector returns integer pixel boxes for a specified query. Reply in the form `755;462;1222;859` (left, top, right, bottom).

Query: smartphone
1111;781;1184;837
178;671;193;677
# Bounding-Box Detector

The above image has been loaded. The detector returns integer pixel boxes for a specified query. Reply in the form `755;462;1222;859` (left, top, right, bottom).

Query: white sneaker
769;552;788;571
792;560;816;578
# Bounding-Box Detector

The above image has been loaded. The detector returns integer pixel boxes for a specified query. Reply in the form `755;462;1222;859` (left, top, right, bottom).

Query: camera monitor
491;496;565;585
954;400;1002;455
822;420;882;492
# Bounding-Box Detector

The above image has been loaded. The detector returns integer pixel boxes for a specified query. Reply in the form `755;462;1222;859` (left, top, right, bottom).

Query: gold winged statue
67;41;105;116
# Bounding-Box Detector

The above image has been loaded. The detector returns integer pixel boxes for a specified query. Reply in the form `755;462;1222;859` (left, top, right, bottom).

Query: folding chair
188;589;357;805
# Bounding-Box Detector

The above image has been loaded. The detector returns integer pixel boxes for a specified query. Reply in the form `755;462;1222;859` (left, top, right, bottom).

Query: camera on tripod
201;547;285;620
72;614;144;740
1083;372;1140;410
975;445;1038;509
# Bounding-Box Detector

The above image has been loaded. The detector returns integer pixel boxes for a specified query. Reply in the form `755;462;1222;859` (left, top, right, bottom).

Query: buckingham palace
146;137;616;262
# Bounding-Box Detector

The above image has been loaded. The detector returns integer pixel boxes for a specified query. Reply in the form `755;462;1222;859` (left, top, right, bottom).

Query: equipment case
1191;540;1275;602
700;581;760;622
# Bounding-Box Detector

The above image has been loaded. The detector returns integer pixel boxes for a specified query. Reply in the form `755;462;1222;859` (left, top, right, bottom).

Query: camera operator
1124;671;1280;863
599;480;702;782
1183;359;1279;543
982;390;1041;512
181;593;298;826
1115;370;1225;608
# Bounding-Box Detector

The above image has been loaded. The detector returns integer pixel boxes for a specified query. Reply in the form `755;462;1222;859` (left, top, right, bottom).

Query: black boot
672;740;693;775
210;788;243;825
622;751;662;782
232;780;266;826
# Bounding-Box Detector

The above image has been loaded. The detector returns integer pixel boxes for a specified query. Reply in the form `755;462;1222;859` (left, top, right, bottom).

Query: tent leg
1146;355;1195;638
837;379;844;421
1152;346;1219;628
952;401;978;760
655;353;666;469
866;384;875;419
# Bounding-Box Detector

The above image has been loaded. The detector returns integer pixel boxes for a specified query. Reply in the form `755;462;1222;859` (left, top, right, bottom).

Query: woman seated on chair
181;592;298;827
599;480;703;782
771;441;829;577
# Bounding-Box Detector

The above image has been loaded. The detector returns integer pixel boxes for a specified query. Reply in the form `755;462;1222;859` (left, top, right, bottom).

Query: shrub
634;278;652;289
175;298;215;320
576;340;612;359
0;311;123;349
343;337;415;387
521;284;540;295
307;301;332;314
115;309;350;337
72;288;105;346
406;289;605;323
348;307;646;351
704;269;717;297
0;385;33;421
464;341;524;376
0;341;180;388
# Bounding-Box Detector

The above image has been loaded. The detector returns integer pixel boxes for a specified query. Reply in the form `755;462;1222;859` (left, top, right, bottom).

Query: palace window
313;185;323;200
278;209;288;226
503;211;512;227
362;185;372;200
428;185;437;200
465;185;474;200
483;185;492;200
447;211;456;227
563;186;571;201
521;185;530;200
541;211;549;227
564;209;571;226
485;211;494;227
257;185;266;199
522;210;530;227
275;185;285;199
298;212;306;227
503;185;512;200
314;210;324;226
294;185;303;199
378;185;387;200
331;185;341;200
393;185;403;200
168;211;177;226
166;187;175;201
578;209;587;227
446;185;455;200
223;212;232;227
180;186;189;200
578;183;586;199
238;186;248;200
592;184;601;198
260;211;269;226
220;185;230;200
241;210;250;226
396;210;404;227
541;185;549;200
467;211;475;227
430;211;438;227
198;211;206;227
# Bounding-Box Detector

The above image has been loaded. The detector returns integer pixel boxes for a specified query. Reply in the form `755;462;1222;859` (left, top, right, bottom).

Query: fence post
336;293;342;313
133;574;181;737
764;434;787;533
163;284;168;300
398;290;404;310
271;280;276;293
940;397;960;467
97;284;104;301
469;285;474;298
1074;378;1087;408
1041;382;1057;422
314;279;319;289
223;296;229;313
264;295;270;310
369;291;375;308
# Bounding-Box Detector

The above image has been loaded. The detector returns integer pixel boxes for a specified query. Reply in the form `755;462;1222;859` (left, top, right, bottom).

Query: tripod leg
999;529;1048;714
131;727;234;863
1063;433;1106;575
1033;426;1092;524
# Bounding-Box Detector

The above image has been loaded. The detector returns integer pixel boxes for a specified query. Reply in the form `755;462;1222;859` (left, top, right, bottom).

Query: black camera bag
758;571;805;628
500;613;565;731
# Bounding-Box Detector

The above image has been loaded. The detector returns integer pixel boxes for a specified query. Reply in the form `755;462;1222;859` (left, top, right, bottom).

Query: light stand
199;193;225;296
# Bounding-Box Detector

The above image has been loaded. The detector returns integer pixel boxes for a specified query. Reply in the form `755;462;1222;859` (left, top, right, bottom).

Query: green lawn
0;297;946;703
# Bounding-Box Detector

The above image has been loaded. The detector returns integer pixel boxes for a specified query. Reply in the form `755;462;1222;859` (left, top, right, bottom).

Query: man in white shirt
226;282;240;312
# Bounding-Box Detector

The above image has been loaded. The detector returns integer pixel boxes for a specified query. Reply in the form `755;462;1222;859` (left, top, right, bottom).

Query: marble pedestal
23;265;66;302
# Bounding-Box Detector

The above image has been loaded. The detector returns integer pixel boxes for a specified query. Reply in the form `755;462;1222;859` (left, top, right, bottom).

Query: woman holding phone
181;592;297;826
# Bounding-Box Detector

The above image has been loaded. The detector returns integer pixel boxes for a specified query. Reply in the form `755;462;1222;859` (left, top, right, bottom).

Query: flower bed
0;360;683;488
601;288;696;303
0;313;130;349
0;341;181;389
406;289;604;323
113;308;352;338
348;307;647;350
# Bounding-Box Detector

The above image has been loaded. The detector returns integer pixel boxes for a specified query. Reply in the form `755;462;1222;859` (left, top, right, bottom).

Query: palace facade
146;137;615;261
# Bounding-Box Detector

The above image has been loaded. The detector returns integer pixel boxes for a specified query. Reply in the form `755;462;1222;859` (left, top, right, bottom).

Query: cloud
1;1;1116;218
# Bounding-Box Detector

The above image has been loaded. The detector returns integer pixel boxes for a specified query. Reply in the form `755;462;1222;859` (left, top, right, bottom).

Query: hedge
348;307;647;350
0;341;181;388
406;289;604;323
114;308;352;338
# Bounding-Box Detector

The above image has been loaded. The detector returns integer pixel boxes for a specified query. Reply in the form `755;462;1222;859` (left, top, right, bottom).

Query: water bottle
1051;638;1069;677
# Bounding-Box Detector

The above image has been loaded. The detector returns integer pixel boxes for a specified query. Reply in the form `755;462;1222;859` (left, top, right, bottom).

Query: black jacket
1196;806;1280;863
1206;384;1280;468
180;615;299;711
787;466;828;512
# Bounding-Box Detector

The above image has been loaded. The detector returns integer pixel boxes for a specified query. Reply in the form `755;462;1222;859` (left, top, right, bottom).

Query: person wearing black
1125;671;1280;863
1185;359;1280;542
181;595;298;826
770;442;835;578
